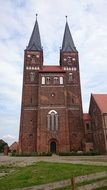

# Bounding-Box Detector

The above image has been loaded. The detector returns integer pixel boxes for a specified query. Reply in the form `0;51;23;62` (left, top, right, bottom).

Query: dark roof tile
61;22;77;52
26;19;42;51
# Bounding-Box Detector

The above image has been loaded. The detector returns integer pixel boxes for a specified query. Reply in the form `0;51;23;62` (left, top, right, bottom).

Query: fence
71;172;107;190
16;171;107;190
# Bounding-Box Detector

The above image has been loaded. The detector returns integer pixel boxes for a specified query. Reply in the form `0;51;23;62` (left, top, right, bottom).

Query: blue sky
0;0;107;145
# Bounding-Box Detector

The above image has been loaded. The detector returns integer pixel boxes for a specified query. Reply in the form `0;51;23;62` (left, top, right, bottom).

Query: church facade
19;18;107;154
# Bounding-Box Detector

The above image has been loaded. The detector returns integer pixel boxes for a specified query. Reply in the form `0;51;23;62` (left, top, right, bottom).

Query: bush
37;152;52;156
58;151;101;156
0;142;8;153
11;151;52;157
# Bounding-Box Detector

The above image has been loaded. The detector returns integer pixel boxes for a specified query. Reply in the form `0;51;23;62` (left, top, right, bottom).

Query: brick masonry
19;49;84;153
19;21;107;154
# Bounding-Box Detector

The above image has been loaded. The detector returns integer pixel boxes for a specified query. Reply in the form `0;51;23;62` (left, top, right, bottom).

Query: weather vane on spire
36;13;38;20
65;15;68;22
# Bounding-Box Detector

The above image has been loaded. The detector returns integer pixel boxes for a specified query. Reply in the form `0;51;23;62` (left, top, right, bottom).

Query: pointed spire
61;17;77;52
26;15;42;51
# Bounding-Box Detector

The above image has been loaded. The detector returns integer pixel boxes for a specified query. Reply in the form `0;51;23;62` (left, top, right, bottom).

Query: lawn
0;161;107;190
95;187;107;190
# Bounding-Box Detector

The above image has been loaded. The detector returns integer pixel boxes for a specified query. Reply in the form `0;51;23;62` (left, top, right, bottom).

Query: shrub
11;151;52;157
58;151;101;156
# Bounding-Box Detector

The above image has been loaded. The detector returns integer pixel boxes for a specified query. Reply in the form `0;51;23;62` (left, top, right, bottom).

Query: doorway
50;141;56;153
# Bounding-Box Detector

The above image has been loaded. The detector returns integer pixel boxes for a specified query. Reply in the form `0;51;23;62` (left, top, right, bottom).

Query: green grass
0;164;18;174
0;161;107;190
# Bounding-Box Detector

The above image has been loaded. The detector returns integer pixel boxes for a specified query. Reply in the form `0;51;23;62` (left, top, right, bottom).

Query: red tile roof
9;142;19;152
92;94;107;113
83;113;91;121
40;66;65;73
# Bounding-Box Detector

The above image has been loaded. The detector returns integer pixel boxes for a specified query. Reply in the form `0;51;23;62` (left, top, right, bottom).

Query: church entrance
50;141;56;153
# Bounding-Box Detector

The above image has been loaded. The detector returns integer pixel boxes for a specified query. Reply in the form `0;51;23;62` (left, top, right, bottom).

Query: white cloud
2;134;17;146
0;0;107;144
3;134;16;140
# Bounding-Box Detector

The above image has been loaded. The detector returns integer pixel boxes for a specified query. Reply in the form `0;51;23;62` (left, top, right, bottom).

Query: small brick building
9;142;19;152
89;94;107;153
19;17;107;154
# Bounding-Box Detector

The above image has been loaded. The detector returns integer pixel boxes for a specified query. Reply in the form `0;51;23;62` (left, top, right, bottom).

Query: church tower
60;19;84;151
19;17;84;153
19;17;43;153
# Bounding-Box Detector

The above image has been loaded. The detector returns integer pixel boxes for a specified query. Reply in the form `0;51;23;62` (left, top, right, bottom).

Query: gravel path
0;155;107;166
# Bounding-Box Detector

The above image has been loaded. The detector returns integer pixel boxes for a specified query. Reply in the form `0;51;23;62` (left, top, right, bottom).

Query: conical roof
61;21;77;52
26;18;42;51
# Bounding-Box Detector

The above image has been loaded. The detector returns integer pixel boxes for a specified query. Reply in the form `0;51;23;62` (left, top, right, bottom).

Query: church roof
40;66;65;73
92;94;107;113
61;21;77;52
26;18;42;51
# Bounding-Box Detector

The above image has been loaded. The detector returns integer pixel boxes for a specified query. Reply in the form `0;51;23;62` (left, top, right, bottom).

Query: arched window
69;73;73;81
42;77;45;84
31;55;35;64
53;77;59;84
47;110;58;131
60;77;63;84
30;72;35;82
46;77;51;84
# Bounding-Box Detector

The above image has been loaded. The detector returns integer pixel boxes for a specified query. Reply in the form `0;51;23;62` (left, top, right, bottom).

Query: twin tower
19;17;84;153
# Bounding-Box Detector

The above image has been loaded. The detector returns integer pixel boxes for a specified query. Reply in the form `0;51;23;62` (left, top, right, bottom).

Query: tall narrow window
31;55;35;64
69;73;73;81
47;115;50;130
30;72;35;82
42;77;45;84
60;77;63;84
31;97;32;104
47;110;58;131
56;114;58;130
53;77;59;84
46;77;51;84
51;113;55;130
72;97;75;104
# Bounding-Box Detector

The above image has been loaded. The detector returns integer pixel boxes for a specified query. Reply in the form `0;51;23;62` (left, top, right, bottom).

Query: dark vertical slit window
31;97;32;104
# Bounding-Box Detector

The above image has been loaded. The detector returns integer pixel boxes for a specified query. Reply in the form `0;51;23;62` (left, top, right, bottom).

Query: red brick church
19;17;107;154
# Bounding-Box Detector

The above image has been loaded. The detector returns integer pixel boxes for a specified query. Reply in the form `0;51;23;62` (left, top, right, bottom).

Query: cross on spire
65;15;68;22
36;13;38;20
26;15;42;51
